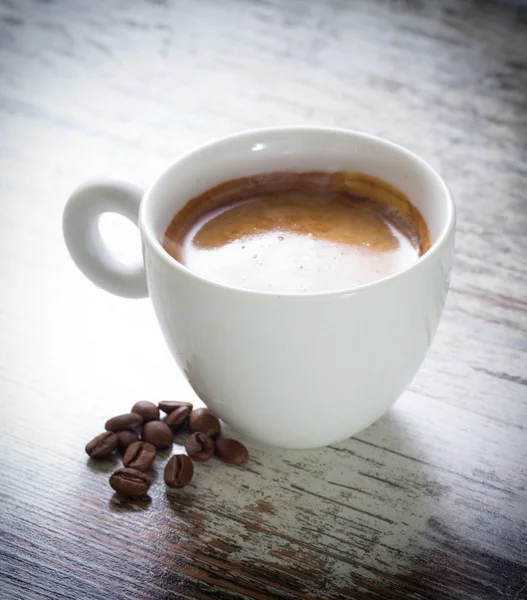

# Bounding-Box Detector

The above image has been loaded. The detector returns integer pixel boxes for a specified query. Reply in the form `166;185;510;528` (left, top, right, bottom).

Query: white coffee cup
63;127;455;449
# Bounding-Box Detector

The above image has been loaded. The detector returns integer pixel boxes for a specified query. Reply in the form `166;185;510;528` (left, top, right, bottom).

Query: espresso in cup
163;171;431;293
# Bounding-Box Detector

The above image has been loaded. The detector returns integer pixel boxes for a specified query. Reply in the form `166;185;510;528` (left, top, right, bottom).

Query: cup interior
141;128;454;280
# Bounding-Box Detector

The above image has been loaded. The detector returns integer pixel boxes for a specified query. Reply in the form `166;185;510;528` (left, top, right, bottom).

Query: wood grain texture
0;0;526;598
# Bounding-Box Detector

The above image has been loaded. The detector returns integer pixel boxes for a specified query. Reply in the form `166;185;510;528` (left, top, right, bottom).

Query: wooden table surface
1;0;526;598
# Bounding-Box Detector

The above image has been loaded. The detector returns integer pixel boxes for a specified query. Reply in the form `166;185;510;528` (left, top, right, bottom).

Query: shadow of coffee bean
146;468;161;483
108;493;152;511
165;483;197;502
172;429;190;446
155;447;173;461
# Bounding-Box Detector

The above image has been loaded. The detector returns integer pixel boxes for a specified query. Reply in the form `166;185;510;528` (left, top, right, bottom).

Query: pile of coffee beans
85;401;248;498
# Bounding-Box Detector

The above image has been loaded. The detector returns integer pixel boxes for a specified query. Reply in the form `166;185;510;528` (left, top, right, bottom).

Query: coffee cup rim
139;126;455;298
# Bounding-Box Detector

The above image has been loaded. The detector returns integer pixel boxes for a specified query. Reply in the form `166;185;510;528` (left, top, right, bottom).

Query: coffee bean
109;468;151;497
185;432;215;462
85;431;117;458
164;454;194;488
105;413;143;432
115;429;139;453
123;441;156;471
131;401;159;422
165;404;192;429
188;408;221;437
158;401;193;415
214;438;249;464
142;420;173;450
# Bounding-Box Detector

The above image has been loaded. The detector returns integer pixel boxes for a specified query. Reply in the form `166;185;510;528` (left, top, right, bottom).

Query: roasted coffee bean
165;404;192;429
105;413;143;432
85;431;117;458
188;408;221;437
185;432;215;462
116;429;139;453
164;454;194;488
131;401;159;422
123;441;156;471
158;401;193;415
214;438;249;464
142;420;173;450
109;468;151;497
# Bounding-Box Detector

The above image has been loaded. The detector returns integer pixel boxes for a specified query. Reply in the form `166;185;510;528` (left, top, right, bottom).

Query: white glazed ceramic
63;127;455;449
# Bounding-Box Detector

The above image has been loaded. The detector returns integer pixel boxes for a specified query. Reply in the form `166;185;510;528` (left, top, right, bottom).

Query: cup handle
63;179;149;298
